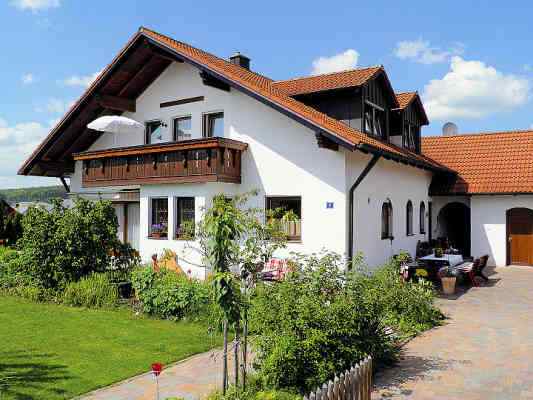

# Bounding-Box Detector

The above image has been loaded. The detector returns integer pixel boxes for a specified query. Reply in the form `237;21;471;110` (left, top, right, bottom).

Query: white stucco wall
471;195;533;267
70;61;348;275
69;60;439;273
347;152;432;268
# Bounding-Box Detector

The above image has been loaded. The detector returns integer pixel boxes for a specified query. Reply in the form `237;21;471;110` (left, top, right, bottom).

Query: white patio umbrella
87;116;145;146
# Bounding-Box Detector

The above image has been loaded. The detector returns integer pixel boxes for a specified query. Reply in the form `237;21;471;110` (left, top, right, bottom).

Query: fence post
327;380;334;400
339;372;345;400
367;356;373;400
354;363;361;400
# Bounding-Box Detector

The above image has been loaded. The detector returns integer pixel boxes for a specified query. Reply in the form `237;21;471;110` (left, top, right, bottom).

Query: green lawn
0;296;220;399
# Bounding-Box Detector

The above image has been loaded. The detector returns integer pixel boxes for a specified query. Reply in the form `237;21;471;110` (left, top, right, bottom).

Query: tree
18;198;122;289
182;192;288;392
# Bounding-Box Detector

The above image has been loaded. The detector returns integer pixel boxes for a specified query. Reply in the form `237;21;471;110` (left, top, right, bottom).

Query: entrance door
507;208;533;265
127;203;140;251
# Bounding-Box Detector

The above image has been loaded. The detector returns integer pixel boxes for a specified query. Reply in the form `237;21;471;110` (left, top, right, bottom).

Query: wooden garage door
508;208;533;265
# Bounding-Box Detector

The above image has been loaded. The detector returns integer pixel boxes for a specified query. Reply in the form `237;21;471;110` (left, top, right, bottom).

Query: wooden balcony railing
72;137;247;187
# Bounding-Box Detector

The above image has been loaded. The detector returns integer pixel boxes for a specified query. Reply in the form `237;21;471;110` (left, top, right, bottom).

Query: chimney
229;52;251;70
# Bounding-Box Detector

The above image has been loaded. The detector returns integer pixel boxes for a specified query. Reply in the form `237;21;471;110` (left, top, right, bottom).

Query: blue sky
1;0;532;188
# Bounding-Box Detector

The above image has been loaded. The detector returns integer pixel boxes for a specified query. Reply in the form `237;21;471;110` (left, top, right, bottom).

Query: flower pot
441;276;456;295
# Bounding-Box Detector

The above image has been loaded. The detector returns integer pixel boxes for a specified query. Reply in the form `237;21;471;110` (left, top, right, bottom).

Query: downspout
59;176;70;193
348;153;381;264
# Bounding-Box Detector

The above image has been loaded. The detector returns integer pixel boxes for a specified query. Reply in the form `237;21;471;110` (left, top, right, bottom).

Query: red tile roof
422;130;533;194
140;28;447;171
272;67;382;96
20;27;449;176
395;92;417;109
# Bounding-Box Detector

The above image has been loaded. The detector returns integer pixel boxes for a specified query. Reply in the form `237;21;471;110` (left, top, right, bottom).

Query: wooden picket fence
303;356;373;400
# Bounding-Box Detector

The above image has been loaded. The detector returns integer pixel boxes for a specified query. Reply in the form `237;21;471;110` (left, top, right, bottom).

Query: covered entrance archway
507;208;533;265
437;202;471;256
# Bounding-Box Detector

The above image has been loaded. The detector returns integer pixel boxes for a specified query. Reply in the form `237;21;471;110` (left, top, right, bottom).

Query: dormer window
403;122;419;151
364;101;386;138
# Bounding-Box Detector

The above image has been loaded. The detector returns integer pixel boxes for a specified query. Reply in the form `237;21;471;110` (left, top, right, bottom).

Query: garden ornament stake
151;362;163;400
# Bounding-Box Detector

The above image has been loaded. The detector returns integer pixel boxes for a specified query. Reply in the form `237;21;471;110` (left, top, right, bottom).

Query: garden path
372;265;533;399
77;347;247;400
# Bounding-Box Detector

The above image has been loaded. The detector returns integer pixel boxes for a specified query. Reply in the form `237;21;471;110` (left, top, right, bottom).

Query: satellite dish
442;122;458;136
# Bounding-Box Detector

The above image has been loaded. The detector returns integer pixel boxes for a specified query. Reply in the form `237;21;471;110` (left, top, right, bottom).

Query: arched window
381;200;393;239
419;202;426;234
406;200;413;236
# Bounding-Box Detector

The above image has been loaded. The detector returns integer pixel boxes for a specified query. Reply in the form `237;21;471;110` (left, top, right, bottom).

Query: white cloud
35;98;73;114
423;56;530;120
0;118;59;189
10;0;60;12
311;49;359;75
61;71;101;88
21;73;35;85
394;38;464;64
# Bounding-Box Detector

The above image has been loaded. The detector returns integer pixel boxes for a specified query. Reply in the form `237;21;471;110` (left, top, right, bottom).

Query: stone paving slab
372;265;533;400
78;348;247;400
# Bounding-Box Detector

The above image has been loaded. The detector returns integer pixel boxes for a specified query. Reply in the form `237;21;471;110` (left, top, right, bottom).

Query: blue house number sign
326;202;334;209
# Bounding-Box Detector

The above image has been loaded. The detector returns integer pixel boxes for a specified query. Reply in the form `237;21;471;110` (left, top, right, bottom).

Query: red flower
151;363;163;376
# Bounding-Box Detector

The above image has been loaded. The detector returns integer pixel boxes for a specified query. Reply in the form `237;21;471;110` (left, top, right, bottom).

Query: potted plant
439;266;458;295
151;223;168;239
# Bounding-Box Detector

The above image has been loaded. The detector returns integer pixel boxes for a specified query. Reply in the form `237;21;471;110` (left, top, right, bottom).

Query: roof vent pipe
229;52;251;70
442;122;459;136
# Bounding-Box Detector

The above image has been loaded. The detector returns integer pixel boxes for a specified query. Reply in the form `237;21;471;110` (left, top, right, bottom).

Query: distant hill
0;186;68;204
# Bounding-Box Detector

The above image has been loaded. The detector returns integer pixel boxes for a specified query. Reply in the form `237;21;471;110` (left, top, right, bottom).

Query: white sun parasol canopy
87;116;145;135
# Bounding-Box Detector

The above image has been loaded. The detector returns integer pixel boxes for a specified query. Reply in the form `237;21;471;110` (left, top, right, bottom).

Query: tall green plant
18;198;122;289
187;192;288;393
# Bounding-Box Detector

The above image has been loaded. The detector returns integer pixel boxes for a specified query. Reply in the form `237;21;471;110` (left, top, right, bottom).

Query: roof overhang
19;31;173;177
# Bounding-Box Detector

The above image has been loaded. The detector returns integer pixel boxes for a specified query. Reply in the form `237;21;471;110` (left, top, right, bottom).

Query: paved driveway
372;265;533;400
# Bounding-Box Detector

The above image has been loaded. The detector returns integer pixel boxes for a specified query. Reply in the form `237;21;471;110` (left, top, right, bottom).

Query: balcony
73;137;247;187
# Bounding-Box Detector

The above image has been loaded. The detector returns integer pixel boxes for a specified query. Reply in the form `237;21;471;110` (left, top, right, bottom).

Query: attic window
403;123;418;151
364;101;386;138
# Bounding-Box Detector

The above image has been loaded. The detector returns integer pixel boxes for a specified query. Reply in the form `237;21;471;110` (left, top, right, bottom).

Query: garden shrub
206;378;301;400
17;198;127;289
0;201;22;245
131;265;211;320
250;252;396;393
249;251;443;393
349;257;443;336
62;273;119;308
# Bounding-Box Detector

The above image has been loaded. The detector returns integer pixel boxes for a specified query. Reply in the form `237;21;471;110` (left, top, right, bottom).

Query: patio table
417;253;464;281
419;253;464;268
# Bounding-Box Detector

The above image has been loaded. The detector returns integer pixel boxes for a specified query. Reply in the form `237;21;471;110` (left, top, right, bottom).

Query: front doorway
438;202;471;256
113;202;140;251
507;208;533;265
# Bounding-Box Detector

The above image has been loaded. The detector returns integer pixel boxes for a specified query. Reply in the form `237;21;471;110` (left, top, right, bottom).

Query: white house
19;27;533;276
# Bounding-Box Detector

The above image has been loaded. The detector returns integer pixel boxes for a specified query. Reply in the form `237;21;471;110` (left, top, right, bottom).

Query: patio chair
475;255;490;282
454;259;479;286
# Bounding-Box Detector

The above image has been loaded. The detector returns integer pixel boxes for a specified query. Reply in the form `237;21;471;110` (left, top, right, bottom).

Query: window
150;198;168;238
203;112;224;137
406;200;413;236
403;122;418;151
381;200;393;240
145;120;165;144
173;116;192;141
364;102;386;138
419;201;426;234
266;196;302;241
175;197;195;239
